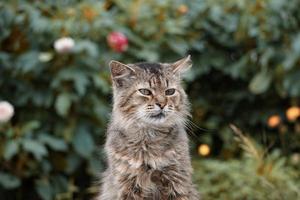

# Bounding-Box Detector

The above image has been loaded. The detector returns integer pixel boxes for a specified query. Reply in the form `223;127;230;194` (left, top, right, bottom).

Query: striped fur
96;56;200;200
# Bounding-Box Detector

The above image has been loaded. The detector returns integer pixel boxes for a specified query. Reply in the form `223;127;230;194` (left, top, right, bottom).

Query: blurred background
0;0;300;199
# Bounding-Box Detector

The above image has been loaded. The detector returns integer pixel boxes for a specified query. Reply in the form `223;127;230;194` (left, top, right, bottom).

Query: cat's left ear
171;55;192;75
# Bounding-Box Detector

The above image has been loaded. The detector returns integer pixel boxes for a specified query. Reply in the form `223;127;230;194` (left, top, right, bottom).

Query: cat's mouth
150;112;165;119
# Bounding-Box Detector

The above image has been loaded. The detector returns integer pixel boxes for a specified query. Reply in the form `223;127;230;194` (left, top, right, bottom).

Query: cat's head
109;56;192;128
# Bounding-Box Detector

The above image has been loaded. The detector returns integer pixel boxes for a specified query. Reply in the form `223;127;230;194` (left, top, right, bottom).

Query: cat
96;55;200;200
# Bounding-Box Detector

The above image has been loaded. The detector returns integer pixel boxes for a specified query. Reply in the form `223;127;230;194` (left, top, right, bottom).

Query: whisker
170;113;204;143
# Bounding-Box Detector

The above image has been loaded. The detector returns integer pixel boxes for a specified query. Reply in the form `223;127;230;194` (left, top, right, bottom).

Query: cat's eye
138;88;152;95
165;88;176;96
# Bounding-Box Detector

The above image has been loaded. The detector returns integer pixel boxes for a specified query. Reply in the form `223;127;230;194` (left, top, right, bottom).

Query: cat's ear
109;60;136;87
171;55;192;75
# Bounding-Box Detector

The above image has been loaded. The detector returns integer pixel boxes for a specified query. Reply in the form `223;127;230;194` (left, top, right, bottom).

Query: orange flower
267;115;281;128
177;5;189;15
286;106;300;122
82;6;97;22
198;144;210;156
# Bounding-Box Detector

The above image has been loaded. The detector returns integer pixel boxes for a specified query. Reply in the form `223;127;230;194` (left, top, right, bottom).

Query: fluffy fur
96;56;200;200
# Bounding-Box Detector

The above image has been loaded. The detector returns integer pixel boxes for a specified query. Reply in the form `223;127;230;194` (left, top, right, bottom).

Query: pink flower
54;37;75;53
0;101;14;123
107;32;128;53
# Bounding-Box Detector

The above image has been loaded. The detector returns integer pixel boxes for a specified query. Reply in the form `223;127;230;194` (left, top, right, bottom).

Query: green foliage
194;126;300;199
193;153;300;200
0;0;300;199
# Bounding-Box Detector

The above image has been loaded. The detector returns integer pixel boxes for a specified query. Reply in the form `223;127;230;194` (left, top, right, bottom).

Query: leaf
72;125;95;158
228;55;249;79
167;38;189;55
16;51;40;73
135;49;159;62
22;120;41;133
35;179;53;200
91;74;110;94
292;33;300;53
249;71;272;94
88;153;103;175
270;0;285;11
0;172;21;189
22;139;48;160
38;133;67;151
65;153;81;174
73;73;89;96
52;69;89;96
165;20;185;34
283;70;300;97
0;8;14;40
50;175;68;194
73;40;99;58
260;48;274;67
283;53;298;70
55;93;72;117
4;140;19;160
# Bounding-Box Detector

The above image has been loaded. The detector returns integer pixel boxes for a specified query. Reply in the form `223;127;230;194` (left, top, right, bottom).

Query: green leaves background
0;0;300;199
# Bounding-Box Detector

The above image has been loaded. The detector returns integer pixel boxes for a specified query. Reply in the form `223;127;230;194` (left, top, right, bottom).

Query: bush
193;128;300;200
0;0;300;199
193;154;300;200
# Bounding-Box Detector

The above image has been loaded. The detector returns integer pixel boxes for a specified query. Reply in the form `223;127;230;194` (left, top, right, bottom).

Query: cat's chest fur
107;127;179;172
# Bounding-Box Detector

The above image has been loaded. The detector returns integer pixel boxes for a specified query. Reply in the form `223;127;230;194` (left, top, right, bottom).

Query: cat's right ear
109;60;136;87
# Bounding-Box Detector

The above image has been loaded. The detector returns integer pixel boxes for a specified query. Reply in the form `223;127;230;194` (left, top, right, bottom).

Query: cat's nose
155;103;166;109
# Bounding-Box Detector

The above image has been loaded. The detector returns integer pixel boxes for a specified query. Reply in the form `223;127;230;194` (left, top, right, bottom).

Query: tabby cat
96;56;199;200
